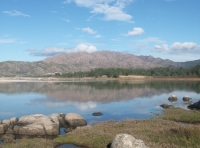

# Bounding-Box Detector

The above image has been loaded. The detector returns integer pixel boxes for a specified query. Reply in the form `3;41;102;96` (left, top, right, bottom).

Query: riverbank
0;75;200;82
1;107;200;148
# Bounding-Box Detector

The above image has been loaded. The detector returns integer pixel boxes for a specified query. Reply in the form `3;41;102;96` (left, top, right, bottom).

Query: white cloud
30;44;97;56
91;4;133;22
153;44;169;52
152;42;200;56
64;0;134;22
82;27;96;34
170;42;198;52
74;44;97;52
3;10;30;17
0;38;27;44
125;27;144;36
131;37;166;52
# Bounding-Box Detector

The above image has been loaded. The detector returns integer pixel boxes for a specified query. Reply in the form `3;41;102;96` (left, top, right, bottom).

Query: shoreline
1;107;200;148
0;76;200;82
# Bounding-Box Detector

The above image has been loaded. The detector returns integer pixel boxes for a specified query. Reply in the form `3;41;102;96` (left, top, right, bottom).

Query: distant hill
44;50;182;70
0;61;71;77
0;51;199;77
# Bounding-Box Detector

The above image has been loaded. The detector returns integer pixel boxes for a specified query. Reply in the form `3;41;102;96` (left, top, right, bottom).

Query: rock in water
183;95;192;102
92;112;103;116
65;113;87;127
160;103;174;109
64;113;87;133
111;134;148;148
14;114;59;136
168;95;177;103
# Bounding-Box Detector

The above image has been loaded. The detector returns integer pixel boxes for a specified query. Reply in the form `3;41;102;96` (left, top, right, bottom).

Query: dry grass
1;108;200;148
54;119;200;148
0;138;55;148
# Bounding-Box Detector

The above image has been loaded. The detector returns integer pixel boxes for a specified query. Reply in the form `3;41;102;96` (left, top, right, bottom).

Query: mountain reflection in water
0;80;200;124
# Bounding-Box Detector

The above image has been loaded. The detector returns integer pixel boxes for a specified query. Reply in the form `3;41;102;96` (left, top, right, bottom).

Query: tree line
56;65;200;78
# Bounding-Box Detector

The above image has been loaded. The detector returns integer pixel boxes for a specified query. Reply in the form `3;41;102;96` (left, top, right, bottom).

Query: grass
1;108;200;148
160;107;200;123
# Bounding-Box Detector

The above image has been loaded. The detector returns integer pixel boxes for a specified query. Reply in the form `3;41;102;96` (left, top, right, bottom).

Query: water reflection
0;80;200;123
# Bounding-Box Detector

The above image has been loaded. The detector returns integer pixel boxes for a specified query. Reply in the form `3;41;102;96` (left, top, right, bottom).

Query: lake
0;80;200;126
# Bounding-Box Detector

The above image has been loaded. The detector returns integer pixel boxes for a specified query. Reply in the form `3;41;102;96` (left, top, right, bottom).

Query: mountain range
0;51;200;77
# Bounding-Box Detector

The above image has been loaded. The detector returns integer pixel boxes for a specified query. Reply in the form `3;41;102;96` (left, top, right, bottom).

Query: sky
0;0;200;62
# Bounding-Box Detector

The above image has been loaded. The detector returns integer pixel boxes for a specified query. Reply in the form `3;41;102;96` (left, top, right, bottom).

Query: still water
0;80;200;125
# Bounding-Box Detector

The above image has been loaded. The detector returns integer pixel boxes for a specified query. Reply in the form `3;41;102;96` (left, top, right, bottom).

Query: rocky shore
0;113;86;142
0;112;149;148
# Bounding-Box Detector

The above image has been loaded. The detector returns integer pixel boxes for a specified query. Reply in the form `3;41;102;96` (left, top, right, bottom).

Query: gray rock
160;103;174;109
49;114;60;126
183;95;192;102
39;116;59;135
50;113;59;118
59;113;67;127
14;123;45;136
2;120;11;127
0;124;8;134
60;113;66;119
65;113;87;128
58;116;66;128
15;114;59;136
111;134;148;148
168;95;177;103
10;117;18;125
18;114;45;124
92;112;103;116
6;128;16;134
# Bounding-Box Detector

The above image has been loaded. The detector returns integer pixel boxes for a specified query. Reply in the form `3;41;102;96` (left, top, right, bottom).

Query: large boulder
14;123;45;136
65;113;87;127
18;114;45;125
0;124;8;134
1;112;87;136
168;95;177;103
10;117;18;126
2;120;11;127
183;95;192;102
50;113;66;128
14;114;59;136
39;116;59;135
111;134;148;148
6;128;16;134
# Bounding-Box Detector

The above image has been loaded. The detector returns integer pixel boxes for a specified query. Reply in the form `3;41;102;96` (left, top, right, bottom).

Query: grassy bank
1;108;200;148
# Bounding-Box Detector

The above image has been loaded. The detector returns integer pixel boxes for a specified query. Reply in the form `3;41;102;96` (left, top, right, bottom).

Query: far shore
0;75;200;82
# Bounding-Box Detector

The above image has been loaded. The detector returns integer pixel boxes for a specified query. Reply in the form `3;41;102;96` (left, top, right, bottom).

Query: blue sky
0;0;200;62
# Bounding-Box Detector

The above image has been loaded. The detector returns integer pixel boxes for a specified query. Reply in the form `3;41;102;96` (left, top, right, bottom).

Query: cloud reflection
28;98;97;111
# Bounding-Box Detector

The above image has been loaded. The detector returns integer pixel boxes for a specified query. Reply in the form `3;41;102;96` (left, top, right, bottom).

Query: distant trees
56;65;200;78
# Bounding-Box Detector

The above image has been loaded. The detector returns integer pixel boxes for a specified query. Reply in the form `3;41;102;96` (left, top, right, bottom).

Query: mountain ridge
0;51;199;77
